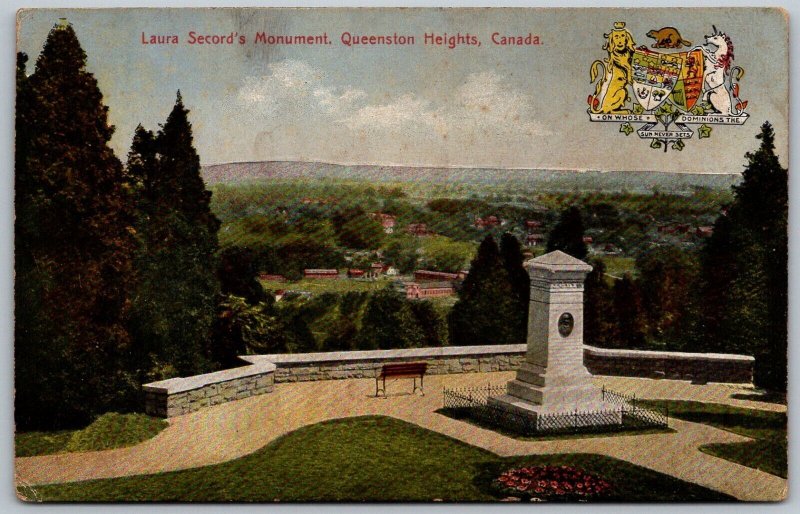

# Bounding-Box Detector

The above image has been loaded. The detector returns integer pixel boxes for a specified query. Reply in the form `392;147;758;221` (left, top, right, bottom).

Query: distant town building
347;269;365;278
695;226;714;238
526;233;546;247
525;220;543;231
385;266;399;276
370;213;397;234
414;270;460;282
582;236;594;244
474;215;502;229
407;223;430;236
404;281;455;299
657;223;691;235
303;269;339;279
365;262;388;279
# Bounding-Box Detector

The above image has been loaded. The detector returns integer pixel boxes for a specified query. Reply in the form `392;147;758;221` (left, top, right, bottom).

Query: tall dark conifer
127;92;222;379
449;235;517;345
15;22;137;429
699;122;787;391
499;233;530;343
583;259;616;348
547;206;588;259
611;274;647;349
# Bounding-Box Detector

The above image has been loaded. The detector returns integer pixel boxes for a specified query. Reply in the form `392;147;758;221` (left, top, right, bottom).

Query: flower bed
491;465;613;501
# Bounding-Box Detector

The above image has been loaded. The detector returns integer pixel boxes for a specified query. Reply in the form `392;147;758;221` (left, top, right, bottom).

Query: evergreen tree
547;206;588;259
636;246;699;346
611;274;647;349
217;246;267;304
699;123;787;391
358;287;424;350
499;233;530;343
449;235;518;345
583;259;617;348
15;23;137;429
127;92;221;379
410;301;449;347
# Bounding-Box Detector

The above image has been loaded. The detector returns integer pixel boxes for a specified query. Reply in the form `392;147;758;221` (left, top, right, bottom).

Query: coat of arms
588;22;748;151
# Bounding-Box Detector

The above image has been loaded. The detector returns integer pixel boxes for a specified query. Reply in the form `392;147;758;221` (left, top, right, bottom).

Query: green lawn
261;277;394;294
16;413;168;457
639;400;787;478
23;416;733;502
599;255;636;279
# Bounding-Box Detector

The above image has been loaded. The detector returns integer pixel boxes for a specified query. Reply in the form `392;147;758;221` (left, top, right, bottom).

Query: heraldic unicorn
587;22;748;152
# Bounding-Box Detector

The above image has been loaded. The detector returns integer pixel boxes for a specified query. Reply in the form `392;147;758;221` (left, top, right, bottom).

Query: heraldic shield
631;48;683;111
671;48;705;111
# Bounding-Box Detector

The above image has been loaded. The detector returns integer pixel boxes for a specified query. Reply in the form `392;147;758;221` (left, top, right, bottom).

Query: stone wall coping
144;344;753;396
143;361;276;394
584;345;755;363
240;344;528;366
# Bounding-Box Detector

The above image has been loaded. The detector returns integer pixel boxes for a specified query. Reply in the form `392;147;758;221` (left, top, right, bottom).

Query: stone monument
488;250;622;427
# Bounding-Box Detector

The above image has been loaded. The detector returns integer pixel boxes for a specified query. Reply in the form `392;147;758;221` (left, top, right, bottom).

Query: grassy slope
261;277;391;294
639;400;787;478
16;413;168;457
27;416;732;502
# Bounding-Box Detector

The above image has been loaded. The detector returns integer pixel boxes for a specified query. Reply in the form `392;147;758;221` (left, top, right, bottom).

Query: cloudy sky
17;7;788;173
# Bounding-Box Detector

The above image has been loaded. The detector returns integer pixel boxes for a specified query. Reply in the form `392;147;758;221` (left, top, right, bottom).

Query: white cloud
340;94;438;128
237;60;366;116
228;61;551;166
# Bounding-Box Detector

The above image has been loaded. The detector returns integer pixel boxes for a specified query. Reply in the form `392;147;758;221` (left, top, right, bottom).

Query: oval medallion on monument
558;312;574;337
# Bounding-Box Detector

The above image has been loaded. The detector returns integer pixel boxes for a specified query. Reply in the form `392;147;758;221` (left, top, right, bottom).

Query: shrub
64;413;168;453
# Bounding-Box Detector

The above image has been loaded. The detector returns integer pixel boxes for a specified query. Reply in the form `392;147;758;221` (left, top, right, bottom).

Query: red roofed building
695;226;714;238
526;233;546;247
474;215;502;229
405;282;455;299
525;220;543;231
370;213;397;234
303;269;339;279
407;223;429;236
414;270;460;282
347;269;365;278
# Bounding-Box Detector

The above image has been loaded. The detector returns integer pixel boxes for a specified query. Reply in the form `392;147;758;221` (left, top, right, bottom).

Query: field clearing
260;277;399;294
599;256;637;279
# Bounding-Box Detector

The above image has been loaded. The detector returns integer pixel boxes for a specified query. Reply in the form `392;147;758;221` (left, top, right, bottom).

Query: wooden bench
375;362;427;397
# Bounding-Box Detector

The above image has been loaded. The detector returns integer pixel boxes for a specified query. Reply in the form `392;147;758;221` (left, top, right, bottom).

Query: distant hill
202;161;740;194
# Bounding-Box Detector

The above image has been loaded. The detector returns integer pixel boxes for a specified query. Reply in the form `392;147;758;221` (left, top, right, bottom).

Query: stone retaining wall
143;345;754;417
584;346;754;384
239;345;527;383
143;362;276;417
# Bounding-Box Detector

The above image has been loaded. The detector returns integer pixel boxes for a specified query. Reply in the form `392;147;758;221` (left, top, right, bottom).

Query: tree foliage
15;24;137;429
698;122;788;391
499;233;530;343
126;93;222;379
583;259;616;348
547;206;588;259
449;234;520;346
358;286;424;350
636;247;699;345
611;274;648;349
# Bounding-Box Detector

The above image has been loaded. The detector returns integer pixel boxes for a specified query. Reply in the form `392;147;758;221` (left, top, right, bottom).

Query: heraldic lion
589;23;636;114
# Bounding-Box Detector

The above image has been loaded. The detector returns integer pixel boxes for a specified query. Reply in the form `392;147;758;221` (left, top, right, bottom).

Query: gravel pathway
15;373;787;501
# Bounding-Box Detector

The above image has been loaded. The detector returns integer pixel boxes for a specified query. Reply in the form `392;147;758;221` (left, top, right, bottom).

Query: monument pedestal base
488;393;624;428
